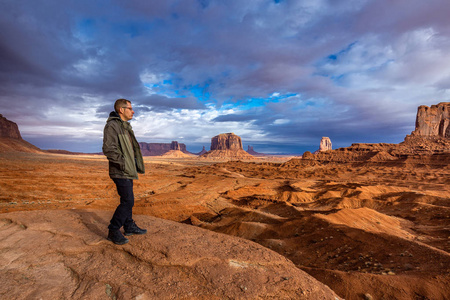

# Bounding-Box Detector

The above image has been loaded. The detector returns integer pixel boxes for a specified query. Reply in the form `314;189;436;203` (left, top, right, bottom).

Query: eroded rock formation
314;137;332;154
302;103;450;165
211;133;243;151
319;137;332;151
170;141;181;151
411;102;450;138
201;133;254;160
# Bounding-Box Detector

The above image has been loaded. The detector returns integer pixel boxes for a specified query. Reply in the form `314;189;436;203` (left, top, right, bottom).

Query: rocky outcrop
314;137;332;154
411;102;450;138
211;133;243;151
170;141;181;151
201;133;254;160
139;142;189;156
0;114;22;139
0;209;342;299
0;115;41;153
319;137;332;151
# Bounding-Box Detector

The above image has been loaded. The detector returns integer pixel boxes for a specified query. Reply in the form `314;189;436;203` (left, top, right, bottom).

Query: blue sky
1;0;449;154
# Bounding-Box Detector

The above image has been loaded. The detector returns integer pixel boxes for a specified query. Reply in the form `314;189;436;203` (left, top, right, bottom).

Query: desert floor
1;151;449;299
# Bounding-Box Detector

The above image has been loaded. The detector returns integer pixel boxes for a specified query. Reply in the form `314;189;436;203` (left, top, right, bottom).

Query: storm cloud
0;0;449;153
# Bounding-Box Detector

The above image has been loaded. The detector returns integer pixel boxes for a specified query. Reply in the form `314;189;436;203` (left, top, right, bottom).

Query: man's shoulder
105;118;123;131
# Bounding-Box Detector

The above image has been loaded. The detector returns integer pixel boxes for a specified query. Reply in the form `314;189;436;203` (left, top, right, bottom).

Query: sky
1;0;450;154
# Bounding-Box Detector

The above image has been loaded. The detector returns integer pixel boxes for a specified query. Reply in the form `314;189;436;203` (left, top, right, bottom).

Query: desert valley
0;103;449;299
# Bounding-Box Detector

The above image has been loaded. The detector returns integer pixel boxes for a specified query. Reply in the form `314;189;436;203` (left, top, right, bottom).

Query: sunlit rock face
210;133;243;151
201;133;254;159
319;137;332;151
313;137;332;154
412;102;450;138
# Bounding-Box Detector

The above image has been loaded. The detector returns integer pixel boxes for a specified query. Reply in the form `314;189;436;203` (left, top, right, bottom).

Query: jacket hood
107;111;121;122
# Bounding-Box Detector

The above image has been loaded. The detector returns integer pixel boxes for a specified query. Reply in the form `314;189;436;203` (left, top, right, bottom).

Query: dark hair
114;99;131;113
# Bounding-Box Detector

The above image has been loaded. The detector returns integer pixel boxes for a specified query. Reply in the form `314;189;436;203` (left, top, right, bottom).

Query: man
103;98;147;245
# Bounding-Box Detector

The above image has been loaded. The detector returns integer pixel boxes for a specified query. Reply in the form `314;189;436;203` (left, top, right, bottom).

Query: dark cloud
212;114;257;122
0;0;449;153
137;95;207;112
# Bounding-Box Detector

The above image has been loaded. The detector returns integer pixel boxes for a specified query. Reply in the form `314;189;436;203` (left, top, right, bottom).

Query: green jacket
102;111;145;179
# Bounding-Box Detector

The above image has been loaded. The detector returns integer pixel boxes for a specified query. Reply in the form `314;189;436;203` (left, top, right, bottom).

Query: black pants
108;178;134;231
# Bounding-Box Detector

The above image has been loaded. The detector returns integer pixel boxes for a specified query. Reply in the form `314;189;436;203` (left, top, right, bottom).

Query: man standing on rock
103;99;147;245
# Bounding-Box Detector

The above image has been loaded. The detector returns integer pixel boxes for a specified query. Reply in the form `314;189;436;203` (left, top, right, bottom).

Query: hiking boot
107;230;129;245
124;222;147;236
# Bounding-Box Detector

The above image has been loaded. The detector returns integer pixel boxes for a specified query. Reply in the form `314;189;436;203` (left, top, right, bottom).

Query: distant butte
201;133;255;160
247;145;266;156
0;114;41;153
139;141;191;156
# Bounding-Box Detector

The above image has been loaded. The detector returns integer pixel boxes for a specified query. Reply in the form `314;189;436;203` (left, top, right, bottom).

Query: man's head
114;98;134;121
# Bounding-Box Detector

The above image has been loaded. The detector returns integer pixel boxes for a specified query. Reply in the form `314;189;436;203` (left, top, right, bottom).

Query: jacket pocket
123;156;136;177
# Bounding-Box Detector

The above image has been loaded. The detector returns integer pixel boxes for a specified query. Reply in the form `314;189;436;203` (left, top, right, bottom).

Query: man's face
120;103;134;121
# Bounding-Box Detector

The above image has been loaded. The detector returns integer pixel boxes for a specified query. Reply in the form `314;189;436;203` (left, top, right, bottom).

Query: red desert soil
1;151;449;299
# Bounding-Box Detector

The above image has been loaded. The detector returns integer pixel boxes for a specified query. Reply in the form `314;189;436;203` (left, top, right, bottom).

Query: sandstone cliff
201;133;254;160
411;102;450;138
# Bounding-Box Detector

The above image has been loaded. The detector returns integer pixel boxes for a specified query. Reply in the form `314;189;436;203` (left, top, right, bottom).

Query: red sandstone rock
314;137;332;154
319;137;332;151
211;133;243;151
0;209;341;299
201;133;254;160
412;102;450;138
